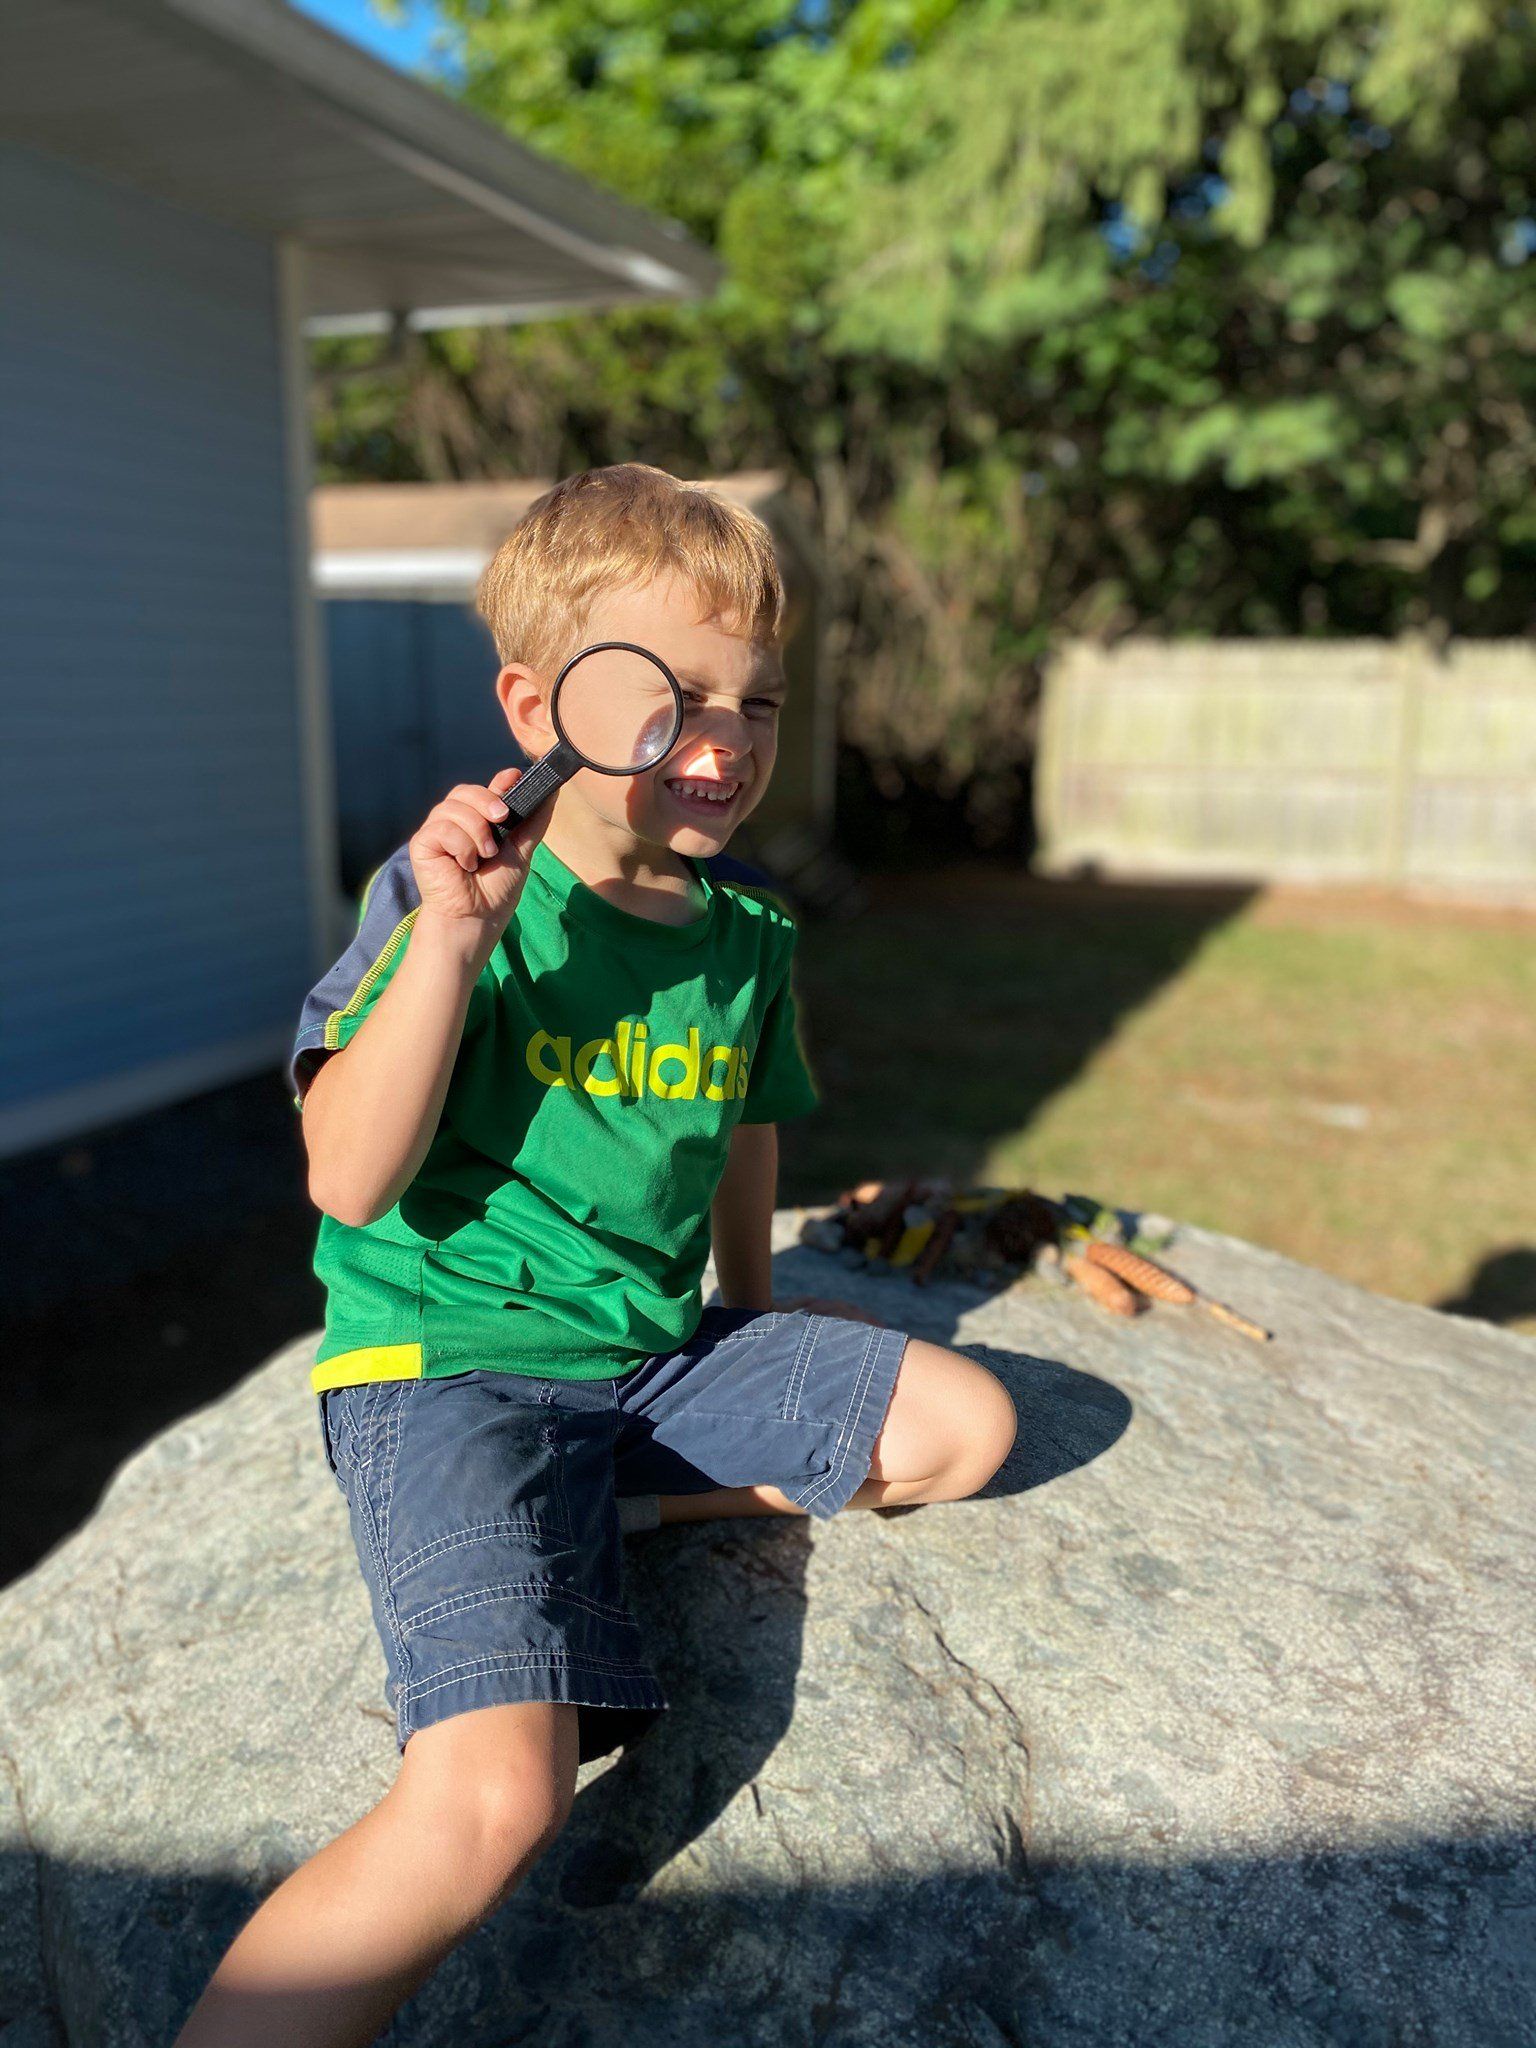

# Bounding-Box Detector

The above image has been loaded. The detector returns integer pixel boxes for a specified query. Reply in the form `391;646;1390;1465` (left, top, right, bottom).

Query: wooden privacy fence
1035;638;1536;900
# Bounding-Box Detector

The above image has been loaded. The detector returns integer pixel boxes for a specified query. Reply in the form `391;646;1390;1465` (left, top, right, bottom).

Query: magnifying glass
489;641;685;846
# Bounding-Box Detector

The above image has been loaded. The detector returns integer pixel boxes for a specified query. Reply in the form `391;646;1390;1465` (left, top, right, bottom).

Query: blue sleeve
287;847;424;1108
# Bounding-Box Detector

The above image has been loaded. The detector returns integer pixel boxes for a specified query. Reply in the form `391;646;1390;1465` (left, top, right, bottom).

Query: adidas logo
526;1021;751;1101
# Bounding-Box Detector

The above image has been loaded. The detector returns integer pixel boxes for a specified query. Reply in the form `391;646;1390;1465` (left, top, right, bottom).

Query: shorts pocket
537;1414;573;1545
379;1383;578;1644
316;1391;351;1495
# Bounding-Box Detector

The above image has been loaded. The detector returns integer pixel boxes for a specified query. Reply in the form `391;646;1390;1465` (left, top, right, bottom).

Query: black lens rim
548;641;685;775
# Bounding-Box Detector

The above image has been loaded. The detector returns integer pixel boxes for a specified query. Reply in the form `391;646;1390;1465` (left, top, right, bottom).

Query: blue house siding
0;145;317;1151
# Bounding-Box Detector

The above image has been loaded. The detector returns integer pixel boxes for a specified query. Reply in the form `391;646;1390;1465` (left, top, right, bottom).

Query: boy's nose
674;719;752;772
669;750;747;781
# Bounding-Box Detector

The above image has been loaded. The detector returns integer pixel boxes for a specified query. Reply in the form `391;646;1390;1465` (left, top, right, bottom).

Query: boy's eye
681;692;781;716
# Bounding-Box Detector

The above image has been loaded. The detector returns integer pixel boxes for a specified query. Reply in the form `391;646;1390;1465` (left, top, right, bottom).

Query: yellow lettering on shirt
703;1045;735;1102
527;1017;753;1101
526;1030;574;1088
649;1026;702;1098
574;1038;624;1095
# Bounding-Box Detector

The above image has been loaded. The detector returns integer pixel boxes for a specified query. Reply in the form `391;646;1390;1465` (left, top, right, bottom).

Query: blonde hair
476;462;785;685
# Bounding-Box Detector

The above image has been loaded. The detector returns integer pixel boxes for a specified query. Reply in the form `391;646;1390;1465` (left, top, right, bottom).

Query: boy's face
497;569;786;858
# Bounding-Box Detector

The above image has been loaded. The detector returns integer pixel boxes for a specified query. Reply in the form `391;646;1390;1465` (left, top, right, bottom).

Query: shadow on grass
1434;1246;1536;1331
783;867;1260;1206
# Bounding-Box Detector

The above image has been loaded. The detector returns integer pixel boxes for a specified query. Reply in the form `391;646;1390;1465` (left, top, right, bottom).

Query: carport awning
0;0;721;331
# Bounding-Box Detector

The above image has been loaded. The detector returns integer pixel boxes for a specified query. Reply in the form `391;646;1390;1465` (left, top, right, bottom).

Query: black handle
489;738;582;844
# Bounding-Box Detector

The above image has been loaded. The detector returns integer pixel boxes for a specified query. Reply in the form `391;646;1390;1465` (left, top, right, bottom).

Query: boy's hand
409;768;549;934
775;1293;891;1328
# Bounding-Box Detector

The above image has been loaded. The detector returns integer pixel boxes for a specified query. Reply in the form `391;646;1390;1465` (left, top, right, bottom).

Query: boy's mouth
662;775;743;819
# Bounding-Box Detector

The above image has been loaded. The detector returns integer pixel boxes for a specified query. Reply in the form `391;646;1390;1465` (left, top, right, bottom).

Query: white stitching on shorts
406;1578;640;1635
351;1383;374;1478
780;1313;818;1422
797;1323;901;1512
367;1388;413;1695
713;1312;787;1343
391;1516;561;1585
796;1322;878;1509
401;1649;662;1707
349;1407;394;1662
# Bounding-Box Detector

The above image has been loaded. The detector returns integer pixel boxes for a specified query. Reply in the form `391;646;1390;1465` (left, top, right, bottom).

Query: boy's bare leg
658;1337;1016;1525
172;1700;579;2048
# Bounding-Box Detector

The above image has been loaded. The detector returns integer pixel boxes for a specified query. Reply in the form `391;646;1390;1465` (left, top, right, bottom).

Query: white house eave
5;0;722;324
303;296;662;338
155;0;721;308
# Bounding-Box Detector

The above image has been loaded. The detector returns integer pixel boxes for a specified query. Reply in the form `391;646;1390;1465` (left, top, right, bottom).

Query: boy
174;463;1017;2048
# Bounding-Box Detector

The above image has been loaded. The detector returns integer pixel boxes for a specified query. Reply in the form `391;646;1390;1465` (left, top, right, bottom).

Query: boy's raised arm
302;766;548;1227
304;909;494;1226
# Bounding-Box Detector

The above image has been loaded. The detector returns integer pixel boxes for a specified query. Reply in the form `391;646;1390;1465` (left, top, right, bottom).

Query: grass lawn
783;865;1536;1337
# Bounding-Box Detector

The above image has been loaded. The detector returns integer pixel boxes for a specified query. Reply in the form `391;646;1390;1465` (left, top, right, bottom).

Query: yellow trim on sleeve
357;862;386;922
310;1344;425;1393
323;908;419;1051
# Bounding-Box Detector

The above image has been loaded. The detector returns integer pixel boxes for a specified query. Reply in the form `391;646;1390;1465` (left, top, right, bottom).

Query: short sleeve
288;848;423;1108
740;938;821;1124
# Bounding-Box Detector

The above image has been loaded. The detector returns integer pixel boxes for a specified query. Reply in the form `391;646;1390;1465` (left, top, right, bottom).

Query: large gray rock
2;1210;1534;2046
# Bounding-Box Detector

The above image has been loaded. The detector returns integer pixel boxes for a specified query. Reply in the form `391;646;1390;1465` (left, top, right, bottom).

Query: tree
318;0;1536;852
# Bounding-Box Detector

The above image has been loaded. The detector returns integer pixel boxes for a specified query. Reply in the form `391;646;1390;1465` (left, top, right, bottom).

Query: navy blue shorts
317;1306;910;1764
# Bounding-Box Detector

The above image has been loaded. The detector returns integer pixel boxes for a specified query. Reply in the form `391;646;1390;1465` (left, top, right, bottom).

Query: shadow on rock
9;1823;1531;2046
964;1348;1133;1498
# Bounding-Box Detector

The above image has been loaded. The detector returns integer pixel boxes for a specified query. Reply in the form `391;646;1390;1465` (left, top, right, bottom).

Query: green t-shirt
289;839;820;1394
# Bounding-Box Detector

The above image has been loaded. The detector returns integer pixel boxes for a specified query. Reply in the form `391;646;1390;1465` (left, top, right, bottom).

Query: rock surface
2;1211;1534;2046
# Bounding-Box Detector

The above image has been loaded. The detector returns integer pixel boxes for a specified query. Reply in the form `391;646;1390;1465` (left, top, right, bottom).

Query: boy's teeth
668;779;737;802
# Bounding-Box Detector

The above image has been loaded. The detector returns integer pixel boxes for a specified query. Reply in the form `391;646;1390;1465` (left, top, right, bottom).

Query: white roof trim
304;295;668;339
320;101;700;303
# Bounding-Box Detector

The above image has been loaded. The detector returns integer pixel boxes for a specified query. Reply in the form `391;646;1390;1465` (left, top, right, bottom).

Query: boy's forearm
302;909;501;1226
709;1122;778;1311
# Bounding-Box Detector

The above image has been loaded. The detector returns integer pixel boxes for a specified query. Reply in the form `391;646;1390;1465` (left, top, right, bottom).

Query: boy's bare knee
956;1369;1017;1496
399;1702;578;1892
468;1765;572;1875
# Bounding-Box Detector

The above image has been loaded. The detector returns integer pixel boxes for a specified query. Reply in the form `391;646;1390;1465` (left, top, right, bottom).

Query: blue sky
293;0;456;76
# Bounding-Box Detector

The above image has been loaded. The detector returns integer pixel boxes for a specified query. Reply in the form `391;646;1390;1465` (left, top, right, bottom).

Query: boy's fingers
420;819;479;867
451;782;517;820
439;797;499;849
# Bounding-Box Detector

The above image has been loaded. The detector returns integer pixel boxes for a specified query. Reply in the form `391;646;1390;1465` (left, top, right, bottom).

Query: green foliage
313;0;1536;850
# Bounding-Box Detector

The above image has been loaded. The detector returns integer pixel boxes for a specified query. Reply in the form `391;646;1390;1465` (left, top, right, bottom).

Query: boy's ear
496;664;554;752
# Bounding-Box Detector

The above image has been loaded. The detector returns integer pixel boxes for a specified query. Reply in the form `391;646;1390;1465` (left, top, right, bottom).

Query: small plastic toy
797;1180;1271;1340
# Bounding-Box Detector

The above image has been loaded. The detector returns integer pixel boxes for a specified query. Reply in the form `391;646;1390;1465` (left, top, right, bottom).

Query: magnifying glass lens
556;646;679;772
